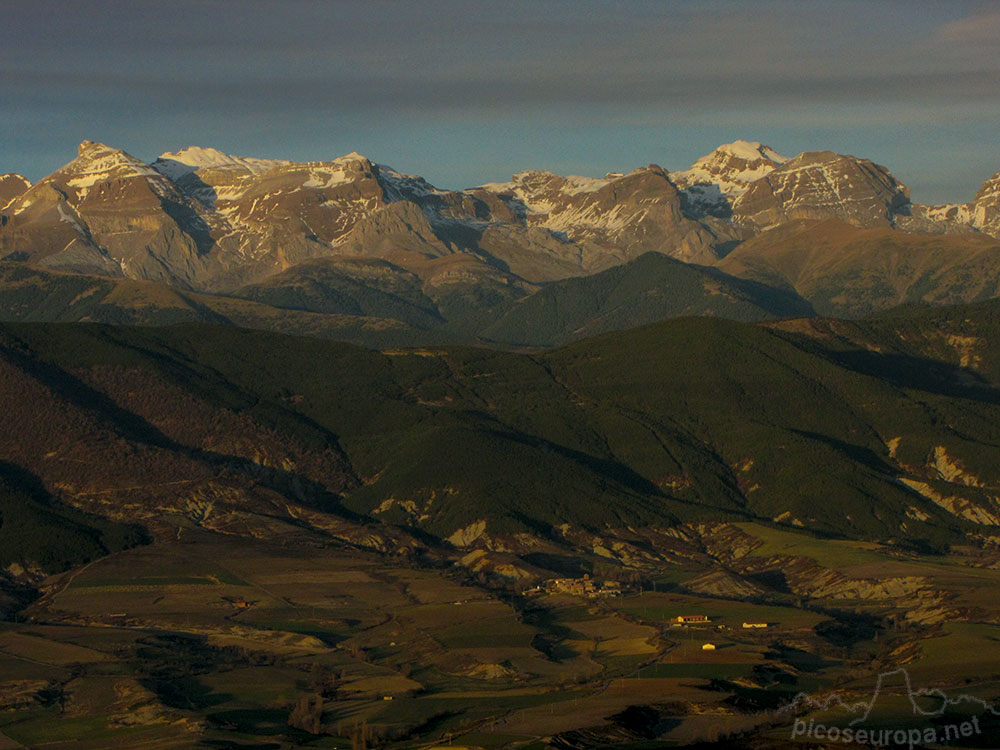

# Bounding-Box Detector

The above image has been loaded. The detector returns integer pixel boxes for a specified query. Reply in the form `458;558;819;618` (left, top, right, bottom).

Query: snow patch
302;167;355;189
377;164;444;200
717;139;788;164
561;175;611;195
56;203;84;234
153;146;289;180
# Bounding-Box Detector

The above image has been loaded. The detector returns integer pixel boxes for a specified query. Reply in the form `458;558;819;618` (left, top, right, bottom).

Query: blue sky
2;0;999;204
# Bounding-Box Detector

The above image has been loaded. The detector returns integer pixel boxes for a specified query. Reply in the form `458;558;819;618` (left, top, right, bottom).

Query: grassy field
612;591;827;630
5;534;664;746
735;522;899;569
905;623;1000;683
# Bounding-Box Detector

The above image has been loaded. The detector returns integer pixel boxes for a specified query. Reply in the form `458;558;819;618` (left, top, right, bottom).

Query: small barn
676;615;710;624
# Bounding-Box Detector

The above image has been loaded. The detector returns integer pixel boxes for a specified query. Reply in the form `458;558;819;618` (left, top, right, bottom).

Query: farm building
742;622;768;629
675;615;710;624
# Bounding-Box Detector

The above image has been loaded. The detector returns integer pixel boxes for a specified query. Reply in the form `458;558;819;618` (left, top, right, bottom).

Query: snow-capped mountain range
0;139;998;317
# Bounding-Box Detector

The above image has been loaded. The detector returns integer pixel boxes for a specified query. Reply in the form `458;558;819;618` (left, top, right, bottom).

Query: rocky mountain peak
732;151;910;230
77;140;101;156
678;140;788;181
57;142;163;193
673;140;788;218
72;141;151;172
0;141;211;284
974;171;1000;204
503;169;561;188
484;165;670;203
336;151;372;166
475;163;718;266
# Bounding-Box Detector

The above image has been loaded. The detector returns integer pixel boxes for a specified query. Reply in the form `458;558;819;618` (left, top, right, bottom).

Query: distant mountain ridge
2;139;1000;341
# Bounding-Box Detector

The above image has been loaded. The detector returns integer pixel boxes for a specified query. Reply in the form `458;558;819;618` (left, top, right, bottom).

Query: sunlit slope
718;219;1000;316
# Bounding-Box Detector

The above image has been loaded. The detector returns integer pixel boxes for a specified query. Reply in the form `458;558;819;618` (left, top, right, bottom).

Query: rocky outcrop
689;523;954;624
894;202;976;235
971;170;1000;239
448;520;488;547
0;173;30;210
899;479;1000;526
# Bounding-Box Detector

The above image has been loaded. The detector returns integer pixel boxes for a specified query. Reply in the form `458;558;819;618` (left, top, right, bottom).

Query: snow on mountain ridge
717;140;788;164
672;141;789;218
375;163;446;200
58;141;173;200
5;138;999;296
69;141;162;181
674;141;788;192
477;167;657;205
153;146;291;180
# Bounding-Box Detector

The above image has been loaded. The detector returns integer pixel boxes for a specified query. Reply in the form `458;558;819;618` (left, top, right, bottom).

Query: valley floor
2;521;1000;749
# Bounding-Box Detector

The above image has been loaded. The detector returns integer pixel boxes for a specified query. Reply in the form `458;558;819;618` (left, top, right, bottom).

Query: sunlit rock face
732;151;910;230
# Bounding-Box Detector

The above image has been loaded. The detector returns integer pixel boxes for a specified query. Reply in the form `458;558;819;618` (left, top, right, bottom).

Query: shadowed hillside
3;306;1000;554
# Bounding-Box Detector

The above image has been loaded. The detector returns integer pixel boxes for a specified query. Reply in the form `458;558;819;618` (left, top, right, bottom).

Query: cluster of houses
527;575;624;598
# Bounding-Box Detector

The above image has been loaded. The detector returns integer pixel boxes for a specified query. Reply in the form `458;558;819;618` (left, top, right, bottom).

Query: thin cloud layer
937;6;1000;44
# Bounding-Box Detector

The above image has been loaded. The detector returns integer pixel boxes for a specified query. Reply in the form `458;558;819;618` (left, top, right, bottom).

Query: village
525;577;774;650
525;575;624;598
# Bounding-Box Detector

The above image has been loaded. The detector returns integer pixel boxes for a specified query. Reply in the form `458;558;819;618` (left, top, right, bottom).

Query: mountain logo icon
779;667;1000;726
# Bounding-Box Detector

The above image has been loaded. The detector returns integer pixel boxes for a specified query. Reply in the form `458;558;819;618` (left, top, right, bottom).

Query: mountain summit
673;140;788;217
